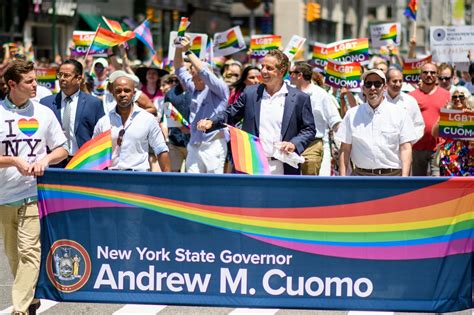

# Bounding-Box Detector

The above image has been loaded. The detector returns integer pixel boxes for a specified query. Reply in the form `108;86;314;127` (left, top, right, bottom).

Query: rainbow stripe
380;24;397;41
439;109;474;140
37;178;474;260
218;29;240;49
190;36;202;56
325;60;361;81
250;35;282;51
65;130;112;170
151;55;162;68
18;118;39;137
36;68;56;81
168;103;190;128
403;55;432;82
177;17;189;37
89;26;135;51
312;38;368;69
102;16;124;34
228;125;270;175
405;0;417;20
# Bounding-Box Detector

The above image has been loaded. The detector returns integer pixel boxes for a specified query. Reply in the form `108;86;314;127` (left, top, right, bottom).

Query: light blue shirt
176;66;229;144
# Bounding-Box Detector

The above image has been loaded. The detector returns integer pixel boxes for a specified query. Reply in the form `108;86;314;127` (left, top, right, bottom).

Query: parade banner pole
83;24;101;61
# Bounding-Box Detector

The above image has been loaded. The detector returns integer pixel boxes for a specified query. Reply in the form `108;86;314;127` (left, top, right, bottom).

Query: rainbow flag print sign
403;55;432;83
324;59;361;89
36;68;57;91
250;35;282;58
283;35;306;61
369;23;401;48
439;108;474;140
312;38;369;69
213;26;246;57
36;170;474;312
168;31;208;60
71;31;107;57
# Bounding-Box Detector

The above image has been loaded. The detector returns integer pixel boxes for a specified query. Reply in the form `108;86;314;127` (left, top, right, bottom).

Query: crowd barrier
36;170;474;312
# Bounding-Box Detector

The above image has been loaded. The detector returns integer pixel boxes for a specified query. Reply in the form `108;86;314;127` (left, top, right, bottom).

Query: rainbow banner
283;35;306;61
165;102;190;129
65;130;112;170
71;31;108;57
228;125;270;175
250;35;282;58
403;55;432;83
36;67;57;91
439;108;474;140
89;26;135;52
168;32;208;60
324;59;362;89
369;23;401;48
213;26;246;57
312;38;369;69
405;0;417;20
36;171;474;312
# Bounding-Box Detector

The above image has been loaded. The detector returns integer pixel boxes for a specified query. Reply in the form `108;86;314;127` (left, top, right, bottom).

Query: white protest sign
430;26;474;62
283;35;306;61
369;23;401;48
168;31;208;60
213;26;246;57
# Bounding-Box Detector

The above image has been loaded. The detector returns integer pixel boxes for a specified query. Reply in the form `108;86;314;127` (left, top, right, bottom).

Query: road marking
112;304;167;314
229;309;279;315
0;299;58;314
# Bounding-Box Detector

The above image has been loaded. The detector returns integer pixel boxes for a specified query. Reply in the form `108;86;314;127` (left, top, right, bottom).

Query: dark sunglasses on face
438;76;452;81
117;129;125;146
452;95;465;100
363;81;384;88
422;71;437;75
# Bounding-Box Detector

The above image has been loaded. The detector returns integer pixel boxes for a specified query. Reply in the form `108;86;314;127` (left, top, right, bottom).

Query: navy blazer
211;84;315;175
40;91;104;150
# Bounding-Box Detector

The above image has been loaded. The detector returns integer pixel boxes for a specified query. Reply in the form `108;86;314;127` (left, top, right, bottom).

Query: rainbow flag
250;35;282;58
403;55;432;83
190;36;203;56
227;125;270;175
102;16;124;34
312;38;369;69
438;108;474;140
66;130;112;170
218;29;240;50
404;0;417;20
213;26;245;57
380;24;398;41
168;103;190;128
151;55;162;68
177;17;190;37
89;26;135;52
324;59;361;89
134;20;154;52
36;68;57;91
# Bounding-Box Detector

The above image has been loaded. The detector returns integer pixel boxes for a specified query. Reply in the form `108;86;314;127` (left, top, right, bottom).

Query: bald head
113;76;135;108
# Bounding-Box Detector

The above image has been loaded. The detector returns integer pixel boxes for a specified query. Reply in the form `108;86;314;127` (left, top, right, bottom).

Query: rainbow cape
403;55;432;83
168;103;190;128
102;16;124;34
380;24;397;41
65;130;112;170
228;125;270;175
404;0;417;20
177;17;190;37
89;26;135;52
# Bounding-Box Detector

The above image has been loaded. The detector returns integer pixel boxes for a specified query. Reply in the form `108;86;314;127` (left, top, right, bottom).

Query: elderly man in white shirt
385;68;425;142
93;74;170;171
336;69;417;176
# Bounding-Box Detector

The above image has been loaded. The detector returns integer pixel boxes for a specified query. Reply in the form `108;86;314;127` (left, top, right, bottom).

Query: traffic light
146;7;154;21
306;3;321;22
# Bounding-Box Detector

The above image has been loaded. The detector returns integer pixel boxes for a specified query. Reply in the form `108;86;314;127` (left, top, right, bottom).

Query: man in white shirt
385;68;425;142
0;60;68;315
336;69;417;176
290;62;341;175
93;74;170;172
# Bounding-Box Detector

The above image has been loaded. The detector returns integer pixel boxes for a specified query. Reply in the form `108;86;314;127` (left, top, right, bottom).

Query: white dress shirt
61;90;80;155
385;91;425;143
93;105;168;171
335;99;417;169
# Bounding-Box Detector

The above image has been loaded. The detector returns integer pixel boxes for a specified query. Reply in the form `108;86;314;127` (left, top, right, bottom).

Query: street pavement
0;236;472;315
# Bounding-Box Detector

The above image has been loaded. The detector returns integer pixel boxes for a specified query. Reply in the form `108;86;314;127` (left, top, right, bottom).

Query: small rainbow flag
218;29;240;50
66;130;112;170
403;55;432;83
380;24;397;41
227;125;270;175
102;16;124;34
404;0;417;20
151;55;162;68
168;103;190;128
190;36;202;56
89;26;135;52
177;17;190;37
324;59;361;89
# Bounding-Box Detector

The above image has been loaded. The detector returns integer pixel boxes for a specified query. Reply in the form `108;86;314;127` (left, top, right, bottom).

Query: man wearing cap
336;69;417;176
90;57;109;99
40;59;104;166
93;73;170;172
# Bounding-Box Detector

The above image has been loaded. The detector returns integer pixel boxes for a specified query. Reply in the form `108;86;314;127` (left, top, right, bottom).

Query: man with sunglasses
437;63;470;96
40;59;104;167
409;63;450;176
93;74;170;171
336;69;416;176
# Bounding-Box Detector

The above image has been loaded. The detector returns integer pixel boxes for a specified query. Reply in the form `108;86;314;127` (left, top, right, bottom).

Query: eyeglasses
363;81;384;88
117;129;125;146
422;71;437;75
57;72;75;79
451;95;465;100
438;76;452;81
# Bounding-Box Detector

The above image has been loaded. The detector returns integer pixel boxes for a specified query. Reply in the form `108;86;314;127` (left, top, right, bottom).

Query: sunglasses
363;81;384;88
451;95;465;100
117;129;125;146
438;76;452;81
422;71;437;75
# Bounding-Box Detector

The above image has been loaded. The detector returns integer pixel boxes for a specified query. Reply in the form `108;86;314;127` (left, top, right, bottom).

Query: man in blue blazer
197;50;315;175
40;59;104;166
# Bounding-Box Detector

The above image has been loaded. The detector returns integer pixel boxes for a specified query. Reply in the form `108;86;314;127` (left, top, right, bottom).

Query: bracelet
184;51;192;56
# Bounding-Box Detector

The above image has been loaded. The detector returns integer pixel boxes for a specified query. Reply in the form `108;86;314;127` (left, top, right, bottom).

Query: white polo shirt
385;91;425;143
93;105;168;171
302;83;341;140
335;99;417;169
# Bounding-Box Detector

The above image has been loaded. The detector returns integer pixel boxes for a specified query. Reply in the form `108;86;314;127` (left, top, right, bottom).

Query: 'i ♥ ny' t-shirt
0;98;66;204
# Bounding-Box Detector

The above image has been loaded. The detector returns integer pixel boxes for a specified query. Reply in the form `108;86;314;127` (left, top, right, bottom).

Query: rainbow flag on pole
177;17;190;37
102;16;124;34
134;20;154;52
65;130;112;170
404;0;417;20
167;103;190;128
227;125;270;175
89;26;135;52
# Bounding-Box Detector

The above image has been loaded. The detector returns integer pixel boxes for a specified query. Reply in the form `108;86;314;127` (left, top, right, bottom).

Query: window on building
309;19;336;44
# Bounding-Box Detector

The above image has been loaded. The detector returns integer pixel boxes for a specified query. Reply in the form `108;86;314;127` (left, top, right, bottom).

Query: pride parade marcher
197;49;315;175
336;69;416;176
0;60;68;315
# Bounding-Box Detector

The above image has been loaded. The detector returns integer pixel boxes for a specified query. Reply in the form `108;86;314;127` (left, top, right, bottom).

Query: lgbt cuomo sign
36;170;474;312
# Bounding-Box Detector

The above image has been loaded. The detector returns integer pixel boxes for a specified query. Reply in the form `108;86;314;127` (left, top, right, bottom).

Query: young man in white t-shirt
0;60;68;315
